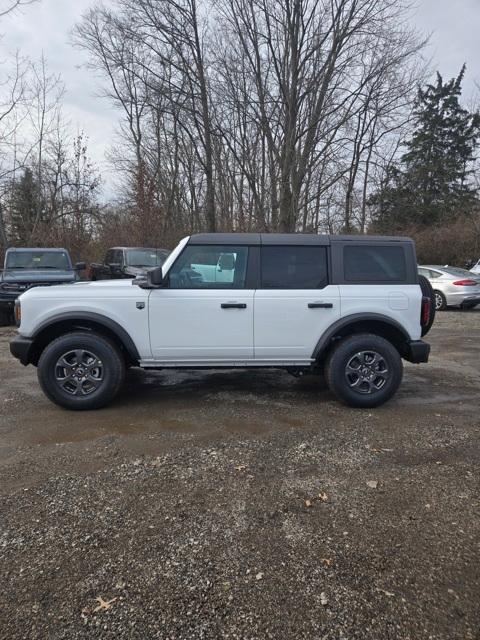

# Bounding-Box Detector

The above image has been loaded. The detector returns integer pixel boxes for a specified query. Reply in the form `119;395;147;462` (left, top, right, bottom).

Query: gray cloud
1;0;478;198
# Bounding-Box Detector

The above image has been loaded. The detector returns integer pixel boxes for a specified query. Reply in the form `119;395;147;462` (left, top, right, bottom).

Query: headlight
14;299;21;327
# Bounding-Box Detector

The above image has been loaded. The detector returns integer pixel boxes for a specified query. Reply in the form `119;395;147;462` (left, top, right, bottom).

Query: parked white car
10;233;434;410
418;265;480;310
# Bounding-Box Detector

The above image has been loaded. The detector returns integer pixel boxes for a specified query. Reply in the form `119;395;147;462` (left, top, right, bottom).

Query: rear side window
344;246;406;282
261;246;328;289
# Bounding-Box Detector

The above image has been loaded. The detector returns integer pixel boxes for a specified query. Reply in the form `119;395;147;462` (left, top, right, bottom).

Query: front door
149;244;254;362
254;245;340;361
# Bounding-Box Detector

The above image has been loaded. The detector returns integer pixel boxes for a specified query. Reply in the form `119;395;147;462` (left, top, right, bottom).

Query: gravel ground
0;312;479;639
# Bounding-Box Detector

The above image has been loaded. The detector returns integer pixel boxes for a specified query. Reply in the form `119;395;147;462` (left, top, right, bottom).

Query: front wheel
325;334;403;408
37;331;125;410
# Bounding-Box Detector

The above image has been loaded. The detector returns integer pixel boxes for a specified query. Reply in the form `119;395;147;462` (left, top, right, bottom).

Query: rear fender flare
312;313;411;360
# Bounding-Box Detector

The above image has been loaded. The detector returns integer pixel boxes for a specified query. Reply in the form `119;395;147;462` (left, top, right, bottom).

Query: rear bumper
404;339;430;363
10;335;34;365
445;291;480;307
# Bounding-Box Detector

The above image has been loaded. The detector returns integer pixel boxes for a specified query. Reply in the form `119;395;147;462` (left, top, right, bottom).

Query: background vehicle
88;247;170;280
0;248;85;326
11;233;433;411
470;259;480;275
418;265;480;310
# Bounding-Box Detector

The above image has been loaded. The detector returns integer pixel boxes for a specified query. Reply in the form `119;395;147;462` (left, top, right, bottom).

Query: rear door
149;244;254;362
254;244;340;361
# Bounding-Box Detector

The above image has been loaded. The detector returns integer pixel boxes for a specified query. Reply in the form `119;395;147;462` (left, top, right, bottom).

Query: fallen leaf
377;588;394;597
321;558;333;567
318;492;328;502
366;480;378;489
320;592;328;606
234;465;247;471
255;572;264;580
304;499;312;508
93;597;117;613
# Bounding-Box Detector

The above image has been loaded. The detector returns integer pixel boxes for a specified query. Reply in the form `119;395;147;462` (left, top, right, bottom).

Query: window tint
105;250;115;264
261;246;328;289
344;246;406;282
169;245;249;289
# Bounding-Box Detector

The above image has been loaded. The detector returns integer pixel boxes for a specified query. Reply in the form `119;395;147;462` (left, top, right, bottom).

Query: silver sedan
418;265;480;310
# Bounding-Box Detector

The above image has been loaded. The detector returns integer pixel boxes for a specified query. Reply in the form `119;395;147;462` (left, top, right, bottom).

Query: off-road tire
325;333;403;408
38;331;125;410
418;275;436;336
433;290;447;311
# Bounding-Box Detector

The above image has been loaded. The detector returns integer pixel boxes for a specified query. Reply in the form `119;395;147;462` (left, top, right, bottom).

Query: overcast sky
1;0;479;198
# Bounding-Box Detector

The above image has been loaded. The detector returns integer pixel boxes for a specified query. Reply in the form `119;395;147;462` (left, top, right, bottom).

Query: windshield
125;249;169;267
442;266;478;277
5;251;71;270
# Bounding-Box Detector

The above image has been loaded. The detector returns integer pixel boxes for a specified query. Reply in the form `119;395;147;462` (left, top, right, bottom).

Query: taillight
421;296;430;326
452;279;477;286
14;299;21;327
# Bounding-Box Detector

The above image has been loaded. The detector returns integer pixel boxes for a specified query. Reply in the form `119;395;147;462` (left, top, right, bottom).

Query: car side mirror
137;266;164;289
217;254;235;271
108;262;122;272
75;262;86;271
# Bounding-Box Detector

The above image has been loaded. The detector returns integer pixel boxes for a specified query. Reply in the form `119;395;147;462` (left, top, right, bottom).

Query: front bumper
0;291;19;310
10;335;34;365
404;340;430;363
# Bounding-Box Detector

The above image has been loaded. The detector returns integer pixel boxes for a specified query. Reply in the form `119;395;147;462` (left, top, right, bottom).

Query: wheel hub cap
345;350;389;395
54;349;104;396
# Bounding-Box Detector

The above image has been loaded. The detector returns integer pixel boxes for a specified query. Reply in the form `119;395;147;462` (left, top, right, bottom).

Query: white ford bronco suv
10;233;434;410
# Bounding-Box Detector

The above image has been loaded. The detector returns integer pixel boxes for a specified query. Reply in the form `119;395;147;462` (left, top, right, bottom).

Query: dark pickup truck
0;247;85;325
88;247;170;281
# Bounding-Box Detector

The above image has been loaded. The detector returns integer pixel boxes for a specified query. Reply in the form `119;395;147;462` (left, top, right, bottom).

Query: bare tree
0;0;38;18
75;0;426;238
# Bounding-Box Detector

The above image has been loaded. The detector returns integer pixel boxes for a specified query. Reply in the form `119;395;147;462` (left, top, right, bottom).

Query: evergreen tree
8;168;44;244
371;66;480;231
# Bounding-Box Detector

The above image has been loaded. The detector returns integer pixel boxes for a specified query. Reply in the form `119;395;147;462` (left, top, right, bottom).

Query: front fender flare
31;311;141;363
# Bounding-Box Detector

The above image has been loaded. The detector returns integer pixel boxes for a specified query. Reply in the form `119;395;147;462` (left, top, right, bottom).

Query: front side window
111;250;123;266
168;245;249;289
344;246;406;282
261;246;328;289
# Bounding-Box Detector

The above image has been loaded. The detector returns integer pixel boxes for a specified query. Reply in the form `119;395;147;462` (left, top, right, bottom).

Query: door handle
221;303;247;309
308;302;333;309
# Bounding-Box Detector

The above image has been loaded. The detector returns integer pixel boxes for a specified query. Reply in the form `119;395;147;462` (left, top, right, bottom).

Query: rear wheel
38;331;125;410
434;290;447;311
325;333;403;408
418;275;436;335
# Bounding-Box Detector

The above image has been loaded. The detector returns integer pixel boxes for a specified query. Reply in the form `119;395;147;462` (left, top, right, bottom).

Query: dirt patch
0;312;479;639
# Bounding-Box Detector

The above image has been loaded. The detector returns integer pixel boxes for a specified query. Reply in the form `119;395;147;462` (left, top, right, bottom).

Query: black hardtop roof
109;247;170;251
6;247;70;252
188;233;413;246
